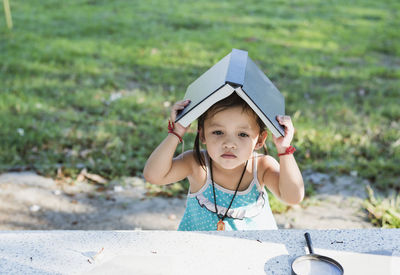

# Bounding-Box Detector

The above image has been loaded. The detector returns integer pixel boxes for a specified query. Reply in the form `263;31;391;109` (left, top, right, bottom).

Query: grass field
1;0;399;196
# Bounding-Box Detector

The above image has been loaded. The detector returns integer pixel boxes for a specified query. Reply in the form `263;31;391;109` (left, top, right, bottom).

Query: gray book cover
176;49;285;137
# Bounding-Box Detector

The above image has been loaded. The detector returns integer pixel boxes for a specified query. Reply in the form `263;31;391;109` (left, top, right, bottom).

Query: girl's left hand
272;115;295;154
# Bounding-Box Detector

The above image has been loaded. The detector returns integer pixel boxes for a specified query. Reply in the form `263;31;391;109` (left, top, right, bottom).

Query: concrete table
0;229;399;274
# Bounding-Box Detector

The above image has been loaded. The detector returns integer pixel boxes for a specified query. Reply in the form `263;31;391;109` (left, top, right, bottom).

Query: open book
175;49;285;137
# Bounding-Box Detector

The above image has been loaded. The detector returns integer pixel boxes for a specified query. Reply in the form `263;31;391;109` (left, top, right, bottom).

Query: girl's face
201;106;267;170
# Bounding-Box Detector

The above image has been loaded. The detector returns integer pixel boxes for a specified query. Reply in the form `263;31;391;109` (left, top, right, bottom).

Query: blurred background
1;0;399;229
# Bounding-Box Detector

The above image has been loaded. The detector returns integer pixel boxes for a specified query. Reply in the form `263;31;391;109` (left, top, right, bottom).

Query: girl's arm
262;116;304;205
143;100;193;186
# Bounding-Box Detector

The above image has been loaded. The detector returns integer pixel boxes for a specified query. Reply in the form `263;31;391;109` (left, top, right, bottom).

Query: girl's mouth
221;153;237;159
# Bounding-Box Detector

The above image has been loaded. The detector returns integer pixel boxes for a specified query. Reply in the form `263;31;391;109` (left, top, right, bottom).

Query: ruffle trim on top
195;191;266;220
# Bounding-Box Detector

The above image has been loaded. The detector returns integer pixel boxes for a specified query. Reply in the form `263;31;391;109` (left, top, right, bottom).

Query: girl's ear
255;131;268;150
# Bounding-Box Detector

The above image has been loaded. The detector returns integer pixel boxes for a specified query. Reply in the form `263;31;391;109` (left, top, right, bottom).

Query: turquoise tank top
178;152;278;231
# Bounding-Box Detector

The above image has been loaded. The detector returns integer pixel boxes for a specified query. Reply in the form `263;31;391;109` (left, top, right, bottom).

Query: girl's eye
239;132;249;137
212;130;223;135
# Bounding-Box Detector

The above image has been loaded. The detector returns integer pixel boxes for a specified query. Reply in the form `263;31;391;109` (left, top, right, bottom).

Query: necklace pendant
217;220;225;231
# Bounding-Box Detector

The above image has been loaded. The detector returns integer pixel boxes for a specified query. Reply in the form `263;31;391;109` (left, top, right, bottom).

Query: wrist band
168;120;183;143
278;146;296;157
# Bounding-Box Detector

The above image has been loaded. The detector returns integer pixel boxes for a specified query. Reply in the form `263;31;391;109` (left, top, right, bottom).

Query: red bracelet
168;120;183;143
278;146;296;157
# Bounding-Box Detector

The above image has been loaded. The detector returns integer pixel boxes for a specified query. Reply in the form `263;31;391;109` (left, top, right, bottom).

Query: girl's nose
223;138;236;149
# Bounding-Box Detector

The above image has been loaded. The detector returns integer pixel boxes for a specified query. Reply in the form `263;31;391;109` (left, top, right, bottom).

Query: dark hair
194;93;268;168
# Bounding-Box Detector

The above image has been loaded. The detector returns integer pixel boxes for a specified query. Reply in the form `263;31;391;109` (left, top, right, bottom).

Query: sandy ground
0;170;376;230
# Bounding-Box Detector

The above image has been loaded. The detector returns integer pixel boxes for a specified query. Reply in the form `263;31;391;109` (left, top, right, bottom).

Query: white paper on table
313;248;400;275
85;234;289;275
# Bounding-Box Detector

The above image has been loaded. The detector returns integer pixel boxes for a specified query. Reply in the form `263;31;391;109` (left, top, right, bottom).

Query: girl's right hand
170;99;191;137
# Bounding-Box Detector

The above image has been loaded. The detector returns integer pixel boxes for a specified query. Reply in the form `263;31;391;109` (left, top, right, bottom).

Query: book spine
225;49;247;87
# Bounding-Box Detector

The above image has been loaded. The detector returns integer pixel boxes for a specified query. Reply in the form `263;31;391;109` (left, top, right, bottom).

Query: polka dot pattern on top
178;152;277;231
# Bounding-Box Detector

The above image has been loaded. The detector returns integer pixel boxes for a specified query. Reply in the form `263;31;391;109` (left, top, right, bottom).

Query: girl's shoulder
179;150;207;193
178;149;199;163
255;153;279;166
255;153;280;179
179;149;207;163
177;149;205;172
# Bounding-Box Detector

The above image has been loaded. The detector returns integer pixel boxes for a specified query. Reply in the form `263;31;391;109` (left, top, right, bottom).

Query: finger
174;105;186;111
277;115;294;128
171;100;191;120
278;121;293;131
175;102;187;108
282;121;294;130
277;115;292;122
175;99;191;107
172;102;187;113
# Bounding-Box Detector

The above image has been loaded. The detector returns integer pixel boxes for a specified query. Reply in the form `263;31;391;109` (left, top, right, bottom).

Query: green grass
1;0;399;196
364;186;400;228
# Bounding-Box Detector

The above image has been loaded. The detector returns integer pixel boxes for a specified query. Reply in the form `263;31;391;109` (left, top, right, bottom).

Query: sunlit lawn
1;0;399;194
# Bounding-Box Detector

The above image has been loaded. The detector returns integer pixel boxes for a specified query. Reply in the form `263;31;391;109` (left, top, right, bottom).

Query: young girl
143;93;304;231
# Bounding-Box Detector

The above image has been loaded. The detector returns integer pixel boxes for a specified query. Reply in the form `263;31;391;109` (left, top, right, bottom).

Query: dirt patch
0;172;184;230
275;170;374;229
0;171;376;230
